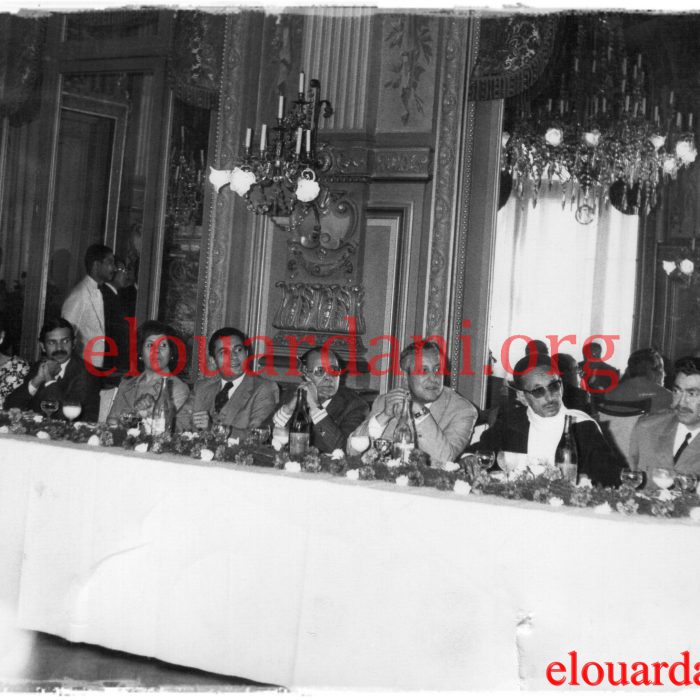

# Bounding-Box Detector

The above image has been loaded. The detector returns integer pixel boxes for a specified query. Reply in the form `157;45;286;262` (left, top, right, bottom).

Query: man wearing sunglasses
271;347;368;452
472;355;621;486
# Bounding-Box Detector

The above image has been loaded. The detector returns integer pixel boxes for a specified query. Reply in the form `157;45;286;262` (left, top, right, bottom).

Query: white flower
442;461;461;473
36;431;50;440
296;177;320;203
200;448;214;462
229;167;256;196
346;468;360;480
330;449;345;461
544;127;563;147
663;156;678;175
676;140;698;164
689;507;700;522
227;437;240;447
395;474;409;487
662;260;677;275
87;435;100;446
127;427;141;438
285;461;302;473
577;476;593;489
271;438;283;452
548;496;564;508
501;131;511;149
386;458;402;469
657;488;675;502
0;425;8;434
180;431;196;440
134;442;149;453
649;134;666;151
679;258;695;276
582;129;600;147
593;502;612;515
453;479;471;495
32;414;43;423
528;460;547;477
208;167;233;190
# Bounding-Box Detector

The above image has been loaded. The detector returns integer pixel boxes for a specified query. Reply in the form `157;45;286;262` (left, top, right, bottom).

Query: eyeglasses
521;378;562;399
308;365;340;377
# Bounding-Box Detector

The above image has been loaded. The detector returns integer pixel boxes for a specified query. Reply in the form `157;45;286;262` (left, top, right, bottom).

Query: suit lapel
221;375;254;422
658;414;679;468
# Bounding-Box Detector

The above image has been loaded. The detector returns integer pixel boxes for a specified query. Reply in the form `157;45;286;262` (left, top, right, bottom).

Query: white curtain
489;183;639;375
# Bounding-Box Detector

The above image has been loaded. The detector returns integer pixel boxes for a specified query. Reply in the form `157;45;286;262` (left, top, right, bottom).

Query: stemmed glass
651;467;675;491
62;401;81;423
476;450;495;470
675;472;698;494
120;411;140;430
40;399;59;421
620;468;645;490
349;435;370;454
374;438;393;459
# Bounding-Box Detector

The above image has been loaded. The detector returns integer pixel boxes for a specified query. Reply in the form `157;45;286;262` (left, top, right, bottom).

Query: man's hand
192;410;211;430
31;360;60;389
302;381;320;411
379;387;410;424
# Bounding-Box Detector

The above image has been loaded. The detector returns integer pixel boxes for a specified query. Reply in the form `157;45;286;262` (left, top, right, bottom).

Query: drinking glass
476;450;495;470
651;467;675;490
62;401;81;422
620;468;645;490
212;422;231;441
40;399;59;420
120;411;140;430
349;435;371;454
675;472;698;494
272;425;290;446
374;438;393;459
247;426;271;446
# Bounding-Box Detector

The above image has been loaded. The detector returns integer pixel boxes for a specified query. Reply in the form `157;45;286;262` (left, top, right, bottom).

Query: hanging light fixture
501;15;697;225
209;72;333;228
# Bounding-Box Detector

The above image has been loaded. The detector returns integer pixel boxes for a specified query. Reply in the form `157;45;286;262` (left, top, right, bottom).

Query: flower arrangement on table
3;408;700;520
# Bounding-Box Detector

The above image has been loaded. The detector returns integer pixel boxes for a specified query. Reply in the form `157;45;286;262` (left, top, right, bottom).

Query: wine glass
40;399;59;420
62;401;81;422
247;426;271;446
119;410;140;430
675;472;698;494
349;435;371;454
620;468;645;490
374;438;393;459
651;467;675;491
476;450;495;470
212;421;231;441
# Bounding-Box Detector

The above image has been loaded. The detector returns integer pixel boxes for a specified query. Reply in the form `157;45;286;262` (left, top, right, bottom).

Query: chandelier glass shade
209;72;333;227
501;15;697;224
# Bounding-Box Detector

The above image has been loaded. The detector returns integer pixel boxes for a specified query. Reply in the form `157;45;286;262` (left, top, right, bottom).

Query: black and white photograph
1;1;700;692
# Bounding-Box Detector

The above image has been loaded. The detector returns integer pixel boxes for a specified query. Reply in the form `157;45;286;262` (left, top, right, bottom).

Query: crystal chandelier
501;15;697;225
209;72;333;227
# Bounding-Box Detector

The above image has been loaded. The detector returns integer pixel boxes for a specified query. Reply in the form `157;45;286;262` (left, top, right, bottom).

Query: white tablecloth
1;433;699;690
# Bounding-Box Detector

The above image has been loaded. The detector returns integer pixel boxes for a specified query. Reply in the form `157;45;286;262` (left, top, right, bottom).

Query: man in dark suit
629;356;700;480
5;317;100;421
100;255;130;381
551;352;592;414
472;355;621;486
191;326;278;438
271;347;368;452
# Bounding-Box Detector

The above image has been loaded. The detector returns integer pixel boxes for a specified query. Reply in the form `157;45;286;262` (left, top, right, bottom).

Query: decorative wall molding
373;147;432;180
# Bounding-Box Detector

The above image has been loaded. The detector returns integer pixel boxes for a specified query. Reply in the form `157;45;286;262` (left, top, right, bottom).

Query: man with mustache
5;317;100;421
271;347;368;452
191;326;278;438
629;356;700;480
472;355;621;486
347;340;477;464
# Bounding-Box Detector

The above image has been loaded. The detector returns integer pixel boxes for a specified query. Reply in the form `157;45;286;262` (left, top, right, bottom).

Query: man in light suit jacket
5;317;100;421
270;347;368;452
348;340;477;465
191;326;278;439
629;356;700;480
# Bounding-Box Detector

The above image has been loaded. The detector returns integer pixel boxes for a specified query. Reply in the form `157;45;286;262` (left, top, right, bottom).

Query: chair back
593;397;652;468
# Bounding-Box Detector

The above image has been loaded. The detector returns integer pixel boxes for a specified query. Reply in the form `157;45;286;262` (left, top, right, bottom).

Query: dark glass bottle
151;377;175;436
555;415;578;482
289;386;311;458
392;395;416;464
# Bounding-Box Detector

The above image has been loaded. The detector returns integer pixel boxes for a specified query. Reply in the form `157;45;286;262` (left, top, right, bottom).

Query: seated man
603;347;672;413
271;347;368;452
472;355;621;486
348;341;477;464
578;341;619;393
5;317;100;421
629;357;700;478
191;326;278;438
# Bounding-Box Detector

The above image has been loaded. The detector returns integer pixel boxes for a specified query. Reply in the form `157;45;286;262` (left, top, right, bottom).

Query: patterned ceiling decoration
0;15;46;118
169;11;225;110
468;14;560;101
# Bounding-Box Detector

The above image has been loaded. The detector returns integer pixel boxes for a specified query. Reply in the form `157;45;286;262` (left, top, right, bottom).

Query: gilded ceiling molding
425;15;474;339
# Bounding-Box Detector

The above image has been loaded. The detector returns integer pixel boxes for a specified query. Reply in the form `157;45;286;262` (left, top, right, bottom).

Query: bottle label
393;440;414;463
289;432;310;458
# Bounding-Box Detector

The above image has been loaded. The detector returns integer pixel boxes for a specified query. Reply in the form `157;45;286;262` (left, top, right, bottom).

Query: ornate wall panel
301;8;372;131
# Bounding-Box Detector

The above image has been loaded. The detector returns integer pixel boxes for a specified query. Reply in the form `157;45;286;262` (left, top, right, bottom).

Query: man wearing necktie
630;356;700;481
191;326;278;438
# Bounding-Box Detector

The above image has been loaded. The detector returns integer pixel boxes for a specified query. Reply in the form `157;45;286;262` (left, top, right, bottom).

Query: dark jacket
472;406;621;487
100;283;131;376
5;355;101;422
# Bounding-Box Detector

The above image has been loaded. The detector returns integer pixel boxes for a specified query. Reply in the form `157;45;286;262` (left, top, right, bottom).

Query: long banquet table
2;432;700;690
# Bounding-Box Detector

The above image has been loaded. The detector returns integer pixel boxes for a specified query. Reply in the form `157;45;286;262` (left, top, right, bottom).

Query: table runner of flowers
2;408;700;521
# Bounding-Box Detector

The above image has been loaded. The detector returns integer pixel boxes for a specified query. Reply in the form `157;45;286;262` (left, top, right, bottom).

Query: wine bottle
289;386;311;458
392;395;416;464
555;414;578;483
151;377;175;436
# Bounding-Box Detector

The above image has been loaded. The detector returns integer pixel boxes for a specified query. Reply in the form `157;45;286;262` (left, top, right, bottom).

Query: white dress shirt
28;358;70;396
61;275;106;368
672;423;700;455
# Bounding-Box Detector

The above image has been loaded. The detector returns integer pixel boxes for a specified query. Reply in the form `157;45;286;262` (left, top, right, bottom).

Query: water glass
349;435;371;454
40;399;59;420
272;425;290;446
62;401;81;422
620;468;645;490
651;467;674;490
374;438;393;459
476;450;495;470
675;472;698;494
